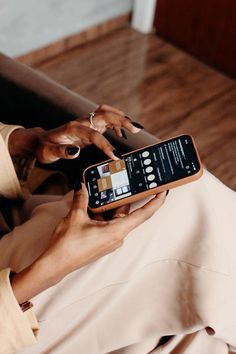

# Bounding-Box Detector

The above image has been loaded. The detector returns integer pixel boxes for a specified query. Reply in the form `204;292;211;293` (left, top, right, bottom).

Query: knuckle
105;111;113;120
155;196;165;208
90;130;99;140
143;209;153;221
101;104;108;110
66;120;77;130
160;197;165;205
122;118;130;127
114;120;122;127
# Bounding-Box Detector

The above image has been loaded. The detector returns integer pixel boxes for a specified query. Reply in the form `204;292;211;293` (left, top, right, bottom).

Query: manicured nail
121;128;127;139
166;190;169;196
67;146;79;155
113;149;123;159
132;121;144;130
74;180;82;191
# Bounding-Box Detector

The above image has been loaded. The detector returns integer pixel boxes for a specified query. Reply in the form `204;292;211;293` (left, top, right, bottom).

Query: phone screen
84;135;201;209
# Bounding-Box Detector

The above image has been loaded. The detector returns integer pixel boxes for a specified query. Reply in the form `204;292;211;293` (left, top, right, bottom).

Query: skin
8;104;166;304
8;104;140;163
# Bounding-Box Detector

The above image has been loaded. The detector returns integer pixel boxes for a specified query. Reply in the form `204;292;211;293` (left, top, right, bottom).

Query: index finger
63;122;118;160
116;191;167;234
89;129;120;160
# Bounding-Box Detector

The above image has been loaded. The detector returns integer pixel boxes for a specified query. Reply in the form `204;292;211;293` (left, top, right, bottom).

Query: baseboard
16;13;131;66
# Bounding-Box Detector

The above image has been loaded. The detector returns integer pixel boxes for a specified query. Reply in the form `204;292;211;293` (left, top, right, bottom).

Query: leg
1;170;235;353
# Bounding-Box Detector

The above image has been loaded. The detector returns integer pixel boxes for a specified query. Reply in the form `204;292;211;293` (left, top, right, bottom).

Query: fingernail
67;146;79;155
125;115;132;121
166;190;169;196
74;180;82;191
132;121;144;130
113;149;123;159
121;128;127;139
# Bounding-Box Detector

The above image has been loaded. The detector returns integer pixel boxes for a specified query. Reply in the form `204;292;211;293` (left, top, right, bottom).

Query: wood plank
38;28;234;120
159;89;236;188
36;28;236;190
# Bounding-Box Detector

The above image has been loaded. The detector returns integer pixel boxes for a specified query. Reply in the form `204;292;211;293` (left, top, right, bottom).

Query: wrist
38;244;75;282
35;252;65;286
8;127;44;158
10;255;61;304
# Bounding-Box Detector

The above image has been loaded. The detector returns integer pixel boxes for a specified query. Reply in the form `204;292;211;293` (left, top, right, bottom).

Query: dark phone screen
84;135;201;208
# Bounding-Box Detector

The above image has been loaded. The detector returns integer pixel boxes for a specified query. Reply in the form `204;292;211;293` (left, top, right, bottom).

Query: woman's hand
11;185;166;304
78;104;142;137
8;104;143;163
41;184;166;278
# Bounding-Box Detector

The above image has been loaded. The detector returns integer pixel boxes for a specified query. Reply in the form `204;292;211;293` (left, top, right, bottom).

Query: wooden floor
36;27;236;190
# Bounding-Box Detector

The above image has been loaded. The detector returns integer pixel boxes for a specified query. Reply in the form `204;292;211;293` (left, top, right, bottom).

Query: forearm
10;255;61;304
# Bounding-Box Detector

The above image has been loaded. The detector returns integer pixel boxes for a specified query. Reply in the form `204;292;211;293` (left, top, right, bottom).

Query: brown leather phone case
83;135;203;213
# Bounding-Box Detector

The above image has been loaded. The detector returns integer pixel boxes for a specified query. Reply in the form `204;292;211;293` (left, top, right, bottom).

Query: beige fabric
0;171;235;354
0;123;35;200
0;124;24;199
0;269;37;353
0;124;22;147
1;124;236;353
0;127;39;354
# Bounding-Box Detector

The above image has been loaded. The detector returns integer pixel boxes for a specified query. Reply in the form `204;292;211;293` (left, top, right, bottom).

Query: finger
121;118;141;134
99;104;125;116
37;142;80;163
113;126;123;138
89;130;119;160
117;191;166;233
92;112;134;137
64;123;119;160
69;183;89;220
113;204;130;219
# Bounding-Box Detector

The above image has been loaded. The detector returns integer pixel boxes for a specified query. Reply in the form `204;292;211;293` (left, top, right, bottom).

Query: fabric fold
0;268;37;354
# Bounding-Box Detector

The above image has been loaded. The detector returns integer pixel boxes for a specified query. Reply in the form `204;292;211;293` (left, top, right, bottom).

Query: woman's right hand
11;185;166;304
42;184;167;279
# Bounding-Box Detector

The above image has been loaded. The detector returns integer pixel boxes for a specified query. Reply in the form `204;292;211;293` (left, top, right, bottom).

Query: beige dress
0;123;236;354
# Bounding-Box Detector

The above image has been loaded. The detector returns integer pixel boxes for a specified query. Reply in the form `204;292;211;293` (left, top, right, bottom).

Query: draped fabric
1;123;236;353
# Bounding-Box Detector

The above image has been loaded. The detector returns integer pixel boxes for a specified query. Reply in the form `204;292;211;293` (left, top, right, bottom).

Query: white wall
0;0;133;57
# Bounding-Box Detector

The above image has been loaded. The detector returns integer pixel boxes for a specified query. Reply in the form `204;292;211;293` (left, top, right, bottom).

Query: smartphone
83;134;203;213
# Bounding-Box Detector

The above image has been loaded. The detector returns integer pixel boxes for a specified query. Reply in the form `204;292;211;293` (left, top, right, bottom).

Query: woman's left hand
8;104;142;163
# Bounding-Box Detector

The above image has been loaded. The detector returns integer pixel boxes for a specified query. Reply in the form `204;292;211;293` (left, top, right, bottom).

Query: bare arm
11;184;166;304
8;104;141;162
7;104;149;303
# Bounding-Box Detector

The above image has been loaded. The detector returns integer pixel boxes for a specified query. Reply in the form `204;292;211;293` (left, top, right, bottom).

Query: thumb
68;183;89;221
36;142;80;163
